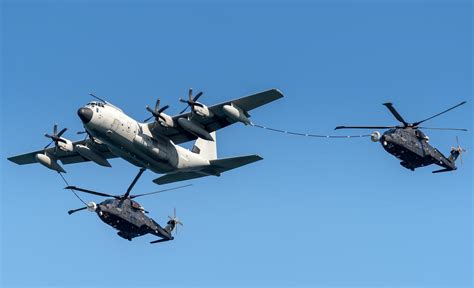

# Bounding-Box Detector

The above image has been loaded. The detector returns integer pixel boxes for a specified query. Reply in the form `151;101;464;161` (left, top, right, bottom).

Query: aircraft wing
148;89;283;144
8;139;117;166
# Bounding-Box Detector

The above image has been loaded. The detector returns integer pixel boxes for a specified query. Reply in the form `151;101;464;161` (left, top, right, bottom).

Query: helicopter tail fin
448;136;466;165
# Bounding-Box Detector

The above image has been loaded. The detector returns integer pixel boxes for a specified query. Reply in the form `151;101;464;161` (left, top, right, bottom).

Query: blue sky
1;1;472;287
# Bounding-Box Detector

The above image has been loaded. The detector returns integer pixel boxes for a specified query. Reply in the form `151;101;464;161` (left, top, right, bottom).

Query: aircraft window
103;199;114;205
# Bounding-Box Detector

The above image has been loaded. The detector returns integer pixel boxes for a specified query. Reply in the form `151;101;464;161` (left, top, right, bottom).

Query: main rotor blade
383;103;408;126
123;168;146;198
413;101;467;126
335;126;396;130
130;184;193;199
65;186;118;198
418;127;468;131
68;206;87;215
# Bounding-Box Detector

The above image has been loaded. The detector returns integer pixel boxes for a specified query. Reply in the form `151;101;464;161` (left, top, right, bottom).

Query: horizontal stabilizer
432;168;455;173
208;155;263;173
150;238;172;244
153;155;263;185
153;171;209;185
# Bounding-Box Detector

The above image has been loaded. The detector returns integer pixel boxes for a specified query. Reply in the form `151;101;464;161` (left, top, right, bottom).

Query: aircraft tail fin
192;132;217;160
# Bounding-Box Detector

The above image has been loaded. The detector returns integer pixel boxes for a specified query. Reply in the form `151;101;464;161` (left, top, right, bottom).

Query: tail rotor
167;208;183;235
451;136;467;164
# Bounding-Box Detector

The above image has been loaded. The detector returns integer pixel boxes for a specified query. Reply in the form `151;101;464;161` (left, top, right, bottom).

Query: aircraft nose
77;107;93;123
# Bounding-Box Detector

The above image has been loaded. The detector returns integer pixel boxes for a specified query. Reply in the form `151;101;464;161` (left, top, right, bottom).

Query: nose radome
77;107;93;123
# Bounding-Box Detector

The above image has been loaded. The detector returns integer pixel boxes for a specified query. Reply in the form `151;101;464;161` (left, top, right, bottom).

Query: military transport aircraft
8;88;283;184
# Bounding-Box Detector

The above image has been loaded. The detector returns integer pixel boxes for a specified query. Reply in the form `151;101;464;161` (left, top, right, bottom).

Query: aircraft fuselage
78;101;209;174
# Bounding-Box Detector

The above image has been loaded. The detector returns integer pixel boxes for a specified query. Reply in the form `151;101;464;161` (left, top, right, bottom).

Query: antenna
89;93;107;103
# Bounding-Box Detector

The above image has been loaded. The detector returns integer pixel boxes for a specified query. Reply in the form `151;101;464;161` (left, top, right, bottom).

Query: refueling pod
222;104;250;125
35;153;66;173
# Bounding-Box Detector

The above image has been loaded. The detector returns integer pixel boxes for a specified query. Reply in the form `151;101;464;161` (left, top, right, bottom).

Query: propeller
335;101;467;131
44;124;68;153
451;136;467;165
179;88;204;114
144;98;170;123
168;207;183;235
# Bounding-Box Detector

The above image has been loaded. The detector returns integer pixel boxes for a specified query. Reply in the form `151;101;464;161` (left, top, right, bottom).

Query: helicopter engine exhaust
371;131;381;142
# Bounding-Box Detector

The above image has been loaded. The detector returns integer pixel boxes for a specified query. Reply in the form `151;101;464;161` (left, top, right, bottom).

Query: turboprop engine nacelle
177;118;214;141
35;153;66;173
75;144;112;167
222;104;250;125
371;131;381;142
158;114;175;128
193;104;213;118
57;138;74;152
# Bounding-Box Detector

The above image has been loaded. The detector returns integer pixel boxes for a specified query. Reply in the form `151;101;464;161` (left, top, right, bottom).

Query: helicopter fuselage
379;128;455;171
93;198;172;241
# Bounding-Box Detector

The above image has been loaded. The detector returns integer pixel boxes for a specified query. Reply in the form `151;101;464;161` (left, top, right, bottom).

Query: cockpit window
103;199;114;205
86;101;105;108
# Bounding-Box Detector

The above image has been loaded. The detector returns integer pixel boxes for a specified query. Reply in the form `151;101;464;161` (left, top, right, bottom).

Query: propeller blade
56;128;68;138
130;184;192;199
68;206;87;215
65;186;119;198
418;127;468;131
188;88;193;101
413;101;467;126
382;103;408;126
44;140;54;149
157;105;169;114
155;99;160;111
193;91;203;102
179;106;189;114
335;126;396;130
53;124;58;135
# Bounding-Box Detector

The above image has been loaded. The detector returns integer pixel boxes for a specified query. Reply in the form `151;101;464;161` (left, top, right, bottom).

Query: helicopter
66;169;189;244
335;101;467;173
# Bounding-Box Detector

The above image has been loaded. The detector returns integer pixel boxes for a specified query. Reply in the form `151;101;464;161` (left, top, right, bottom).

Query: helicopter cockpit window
103;199;114;205
415;130;427;139
131;201;145;212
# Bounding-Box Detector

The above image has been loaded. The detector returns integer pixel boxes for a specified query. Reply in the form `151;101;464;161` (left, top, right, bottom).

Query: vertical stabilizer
192;132;217;160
